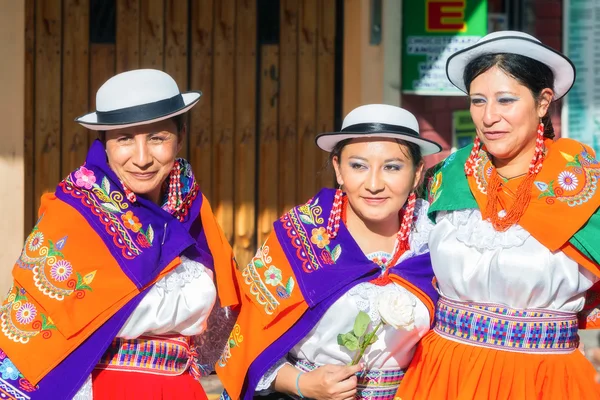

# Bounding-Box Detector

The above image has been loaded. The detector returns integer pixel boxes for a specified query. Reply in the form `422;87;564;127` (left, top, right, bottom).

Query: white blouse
430;209;598;311
257;199;434;392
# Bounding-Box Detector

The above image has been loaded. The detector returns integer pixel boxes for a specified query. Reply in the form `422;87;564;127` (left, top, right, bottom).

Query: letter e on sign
426;0;467;32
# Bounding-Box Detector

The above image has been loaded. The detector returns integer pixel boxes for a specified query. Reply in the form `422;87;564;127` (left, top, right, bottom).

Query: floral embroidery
0;286;57;344
218;323;243;367
557;171;578;191
310;227;330;249
15;303;36;325
50;260;72;282
121;211;142;232
74;166;96;190
27;231;44;252
537;147;600;206
473;150;491;195
0;359;19;381
264;266;282;286
17;221;95;301
60;172;155;259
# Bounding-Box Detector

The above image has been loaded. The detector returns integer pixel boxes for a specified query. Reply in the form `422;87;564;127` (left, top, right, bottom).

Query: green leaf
331;244;342;262
101;176;111;194
147;225;154;244
353;311;370;338
253;258;265;269
368;334;378;345
339;332;359;351
285;277;295;295
229;339;236;348
299;213;314;225
100;202;120;213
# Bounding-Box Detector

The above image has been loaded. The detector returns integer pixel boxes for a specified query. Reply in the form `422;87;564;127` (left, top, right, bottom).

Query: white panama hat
75;69;201;130
315;104;442;156
446;31;576;100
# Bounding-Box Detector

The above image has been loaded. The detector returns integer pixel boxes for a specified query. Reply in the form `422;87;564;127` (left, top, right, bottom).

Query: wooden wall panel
278;0;299;215
116;0;140;72
164;0;190;159
257;45;280;246
189;0;214;199
61;0;90;176
212;0;236;242
140;0;165;69
24;0;35;232
34;0;62;213
297;0;318;203
233;0;257;266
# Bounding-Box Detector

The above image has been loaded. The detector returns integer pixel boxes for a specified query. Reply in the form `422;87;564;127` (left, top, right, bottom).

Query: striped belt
293;358;405;400
435;296;580;353
95;334;202;380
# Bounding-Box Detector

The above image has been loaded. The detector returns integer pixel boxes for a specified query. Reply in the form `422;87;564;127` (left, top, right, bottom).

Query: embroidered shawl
427;137;600;328
0;140;238;399
215;188;438;399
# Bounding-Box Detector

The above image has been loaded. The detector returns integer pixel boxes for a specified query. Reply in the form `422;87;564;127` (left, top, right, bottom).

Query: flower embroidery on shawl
74;166;96;190
536;146;600;206
241;245;296;315
61;172;155;259
264;266;282;286
50;260;73;282
121;211;142;232
557;171;578;191
0;358;19;381
280;195;343;273
429;171;443;204
28;231;44;252
310;227;330;249
15;303;37;325
16;220;95;302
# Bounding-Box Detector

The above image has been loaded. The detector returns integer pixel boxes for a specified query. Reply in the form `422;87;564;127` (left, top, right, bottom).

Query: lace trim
437;209;530;250
72;374;93;400
154;256;206;292
256;357;290;392
398;199;433;264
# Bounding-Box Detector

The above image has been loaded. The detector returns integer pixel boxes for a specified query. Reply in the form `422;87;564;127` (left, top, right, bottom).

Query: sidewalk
201;374;224;400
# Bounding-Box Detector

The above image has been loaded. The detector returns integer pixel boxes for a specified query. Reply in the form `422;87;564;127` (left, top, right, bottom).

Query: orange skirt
92;369;208;400
395;331;600;400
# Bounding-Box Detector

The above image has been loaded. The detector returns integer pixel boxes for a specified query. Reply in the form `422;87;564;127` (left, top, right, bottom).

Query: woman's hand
273;362;363;400
299;363;363;400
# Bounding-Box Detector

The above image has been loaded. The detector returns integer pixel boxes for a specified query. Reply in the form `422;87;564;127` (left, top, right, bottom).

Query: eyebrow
347;156;405;163
469;91;518;97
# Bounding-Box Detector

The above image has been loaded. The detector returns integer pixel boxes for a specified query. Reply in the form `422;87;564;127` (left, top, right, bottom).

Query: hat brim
75;91;202;131
446;36;575;100
315;132;443;156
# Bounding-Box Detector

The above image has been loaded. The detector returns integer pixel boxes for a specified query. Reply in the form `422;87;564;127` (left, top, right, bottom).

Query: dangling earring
166;161;182;213
327;186;344;239
464;137;482;176
397;191;417;250
530;121;545;174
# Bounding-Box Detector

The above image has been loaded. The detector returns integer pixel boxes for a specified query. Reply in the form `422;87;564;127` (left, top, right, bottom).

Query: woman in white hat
215;104;443;400
396;31;600;399
0;69;239;399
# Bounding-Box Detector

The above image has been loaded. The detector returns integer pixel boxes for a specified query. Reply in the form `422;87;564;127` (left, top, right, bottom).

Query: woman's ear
177;124;187;154
412;161;425;192
332;155;344;187
537;88;554;118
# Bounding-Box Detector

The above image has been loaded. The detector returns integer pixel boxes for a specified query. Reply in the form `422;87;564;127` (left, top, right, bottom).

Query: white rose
377;289;416;331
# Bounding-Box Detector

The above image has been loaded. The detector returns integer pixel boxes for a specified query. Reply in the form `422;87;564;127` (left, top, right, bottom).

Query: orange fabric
215;233;308;399
0;193;232;385
467;138;600;253
199;195;240;309
396;331;600;400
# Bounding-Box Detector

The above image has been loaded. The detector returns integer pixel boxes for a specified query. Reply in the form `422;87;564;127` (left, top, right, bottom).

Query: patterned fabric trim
292;358;405;400
95;335;196;377
435;296;579;353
